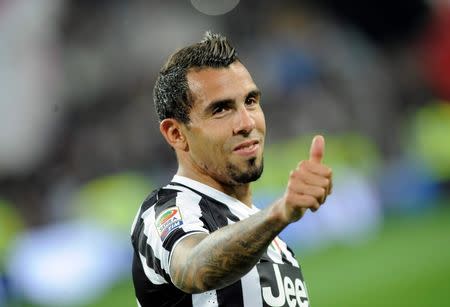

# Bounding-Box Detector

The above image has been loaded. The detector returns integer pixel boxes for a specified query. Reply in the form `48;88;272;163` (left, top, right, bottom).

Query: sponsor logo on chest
259;263;309;307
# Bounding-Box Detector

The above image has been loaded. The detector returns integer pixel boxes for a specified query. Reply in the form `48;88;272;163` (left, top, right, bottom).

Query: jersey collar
171;175;259;213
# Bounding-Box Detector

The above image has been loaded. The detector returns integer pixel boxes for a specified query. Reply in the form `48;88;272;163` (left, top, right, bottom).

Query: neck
176;166;253;207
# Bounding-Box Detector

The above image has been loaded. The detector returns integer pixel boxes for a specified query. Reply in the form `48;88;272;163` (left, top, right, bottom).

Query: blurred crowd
1;0;449;306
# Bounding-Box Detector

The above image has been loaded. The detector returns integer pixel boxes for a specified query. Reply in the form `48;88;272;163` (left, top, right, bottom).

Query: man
131;32;333;307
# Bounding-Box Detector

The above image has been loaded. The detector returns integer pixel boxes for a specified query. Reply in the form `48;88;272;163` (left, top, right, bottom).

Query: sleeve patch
155;207;183;241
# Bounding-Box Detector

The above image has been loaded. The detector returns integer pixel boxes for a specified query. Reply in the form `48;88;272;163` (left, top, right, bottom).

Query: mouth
233;140;260;156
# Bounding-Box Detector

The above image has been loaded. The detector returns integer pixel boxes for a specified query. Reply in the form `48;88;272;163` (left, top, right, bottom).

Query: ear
159;119;188;151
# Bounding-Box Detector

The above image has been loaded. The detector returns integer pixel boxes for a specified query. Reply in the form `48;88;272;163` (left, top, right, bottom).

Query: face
182;61;266;186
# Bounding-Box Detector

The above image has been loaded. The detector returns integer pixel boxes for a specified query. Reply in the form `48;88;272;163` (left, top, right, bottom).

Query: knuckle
305;195;316;206
287;181;293;190
309;196;320;208
296;194;309;206
309;186;323;199
287;181;297;192
298;160;308;170
289;170;298;180
289;170;295;178
318;186;326;197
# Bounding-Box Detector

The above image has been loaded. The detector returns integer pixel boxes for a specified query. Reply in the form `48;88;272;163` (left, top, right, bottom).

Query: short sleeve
138;188;210;283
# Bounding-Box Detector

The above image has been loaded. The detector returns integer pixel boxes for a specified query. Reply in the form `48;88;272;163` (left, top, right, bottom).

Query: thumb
309;135;325;163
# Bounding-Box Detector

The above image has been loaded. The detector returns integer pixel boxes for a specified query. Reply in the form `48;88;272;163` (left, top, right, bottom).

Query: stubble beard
226;157;264;184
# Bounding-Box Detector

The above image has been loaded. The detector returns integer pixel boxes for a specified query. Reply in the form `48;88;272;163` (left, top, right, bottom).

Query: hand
275;135;333;224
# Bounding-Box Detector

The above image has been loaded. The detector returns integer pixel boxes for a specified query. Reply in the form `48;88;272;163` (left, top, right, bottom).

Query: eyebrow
203;88;261;115
203;98;234;115
246;89;261;100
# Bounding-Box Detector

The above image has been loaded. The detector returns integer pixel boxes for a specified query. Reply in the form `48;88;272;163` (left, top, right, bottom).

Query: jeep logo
262;264;309;307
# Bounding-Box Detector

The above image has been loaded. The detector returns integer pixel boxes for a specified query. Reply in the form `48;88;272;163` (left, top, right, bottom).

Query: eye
245;96;258;106
212;105;230;115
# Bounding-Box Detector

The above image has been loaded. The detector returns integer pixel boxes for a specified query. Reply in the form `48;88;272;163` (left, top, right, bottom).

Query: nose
233;106;255;135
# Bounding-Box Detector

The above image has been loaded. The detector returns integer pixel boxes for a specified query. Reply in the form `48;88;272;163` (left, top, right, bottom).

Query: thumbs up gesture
273;135;333;224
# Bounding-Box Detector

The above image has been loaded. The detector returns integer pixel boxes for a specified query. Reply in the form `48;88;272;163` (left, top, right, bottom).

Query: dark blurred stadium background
1;1;449;306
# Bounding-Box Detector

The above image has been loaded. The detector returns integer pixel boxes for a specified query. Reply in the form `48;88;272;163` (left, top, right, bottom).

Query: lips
233;140;259;151
232;140;261;157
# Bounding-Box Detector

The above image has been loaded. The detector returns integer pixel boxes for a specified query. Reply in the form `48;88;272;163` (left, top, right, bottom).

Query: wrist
266;198;290;231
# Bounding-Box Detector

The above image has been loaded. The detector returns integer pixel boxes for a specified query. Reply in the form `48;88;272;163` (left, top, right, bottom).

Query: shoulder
140;184;203;213
138;183;210;229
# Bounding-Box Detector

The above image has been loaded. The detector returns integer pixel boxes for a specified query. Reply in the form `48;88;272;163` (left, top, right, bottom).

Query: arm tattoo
170;208;285;293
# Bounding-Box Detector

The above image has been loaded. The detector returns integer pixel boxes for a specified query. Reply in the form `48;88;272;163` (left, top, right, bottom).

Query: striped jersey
131;175;310;307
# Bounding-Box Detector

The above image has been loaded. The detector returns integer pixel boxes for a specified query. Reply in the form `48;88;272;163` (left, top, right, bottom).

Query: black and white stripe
131;175;308;307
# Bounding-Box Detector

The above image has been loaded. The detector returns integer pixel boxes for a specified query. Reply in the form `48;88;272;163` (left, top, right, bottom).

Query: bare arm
170;135;333;293
169;204;287;293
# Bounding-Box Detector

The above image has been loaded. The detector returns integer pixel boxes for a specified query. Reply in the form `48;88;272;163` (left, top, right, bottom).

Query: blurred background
1;0;449;306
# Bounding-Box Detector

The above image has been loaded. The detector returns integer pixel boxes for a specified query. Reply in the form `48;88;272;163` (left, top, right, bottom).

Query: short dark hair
153;31;238;123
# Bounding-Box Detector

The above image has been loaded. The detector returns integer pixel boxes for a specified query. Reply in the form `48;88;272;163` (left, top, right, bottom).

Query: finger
293;169;330;189
287;181;326;202
322;177;333;203
309;135;325;164
298;160;332;177
291;194;320;211
283;193;316;219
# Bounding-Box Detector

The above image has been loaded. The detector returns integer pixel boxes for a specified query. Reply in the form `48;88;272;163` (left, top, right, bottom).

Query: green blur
302;202;450;307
